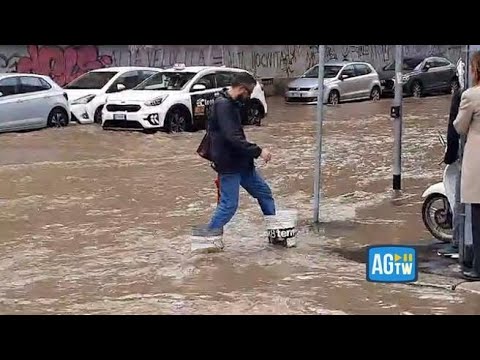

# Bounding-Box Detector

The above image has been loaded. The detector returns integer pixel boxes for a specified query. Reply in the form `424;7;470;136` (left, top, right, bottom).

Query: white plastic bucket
264;210;298;248
190;226;224;254
190;234;224;253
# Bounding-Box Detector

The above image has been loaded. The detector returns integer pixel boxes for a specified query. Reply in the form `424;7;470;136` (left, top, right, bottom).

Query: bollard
265;210;298;248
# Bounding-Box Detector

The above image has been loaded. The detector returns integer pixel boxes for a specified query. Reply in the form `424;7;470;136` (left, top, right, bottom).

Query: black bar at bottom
393;174;401;190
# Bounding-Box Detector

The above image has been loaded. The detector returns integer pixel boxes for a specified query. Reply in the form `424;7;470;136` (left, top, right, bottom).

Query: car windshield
135;71;196;90
64;71;117;89
405;58;424;70
302;65;343;79
384;58;423;71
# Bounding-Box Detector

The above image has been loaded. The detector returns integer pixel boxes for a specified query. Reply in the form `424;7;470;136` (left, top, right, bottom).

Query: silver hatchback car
0;73;70;133
285;61;382;105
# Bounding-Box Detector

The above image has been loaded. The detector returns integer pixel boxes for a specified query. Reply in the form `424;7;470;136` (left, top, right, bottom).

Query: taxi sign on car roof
173;63;186;70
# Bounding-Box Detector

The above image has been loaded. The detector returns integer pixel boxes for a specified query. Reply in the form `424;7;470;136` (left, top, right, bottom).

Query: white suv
102;64;268;133
63;67;161;124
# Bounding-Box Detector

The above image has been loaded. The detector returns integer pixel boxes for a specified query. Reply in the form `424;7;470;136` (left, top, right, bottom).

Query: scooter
421;133;455;243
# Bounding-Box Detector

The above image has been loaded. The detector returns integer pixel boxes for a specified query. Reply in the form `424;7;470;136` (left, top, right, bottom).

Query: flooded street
2;95;480;314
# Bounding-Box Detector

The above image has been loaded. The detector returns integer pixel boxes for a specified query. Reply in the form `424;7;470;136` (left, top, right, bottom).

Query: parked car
63;67;161;124
101;64;268;133
377;56;459;97
0;73;70;133
285;61;382;105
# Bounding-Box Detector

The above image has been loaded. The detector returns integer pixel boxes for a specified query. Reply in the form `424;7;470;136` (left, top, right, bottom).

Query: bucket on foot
264;210;298;248
190;226;224;254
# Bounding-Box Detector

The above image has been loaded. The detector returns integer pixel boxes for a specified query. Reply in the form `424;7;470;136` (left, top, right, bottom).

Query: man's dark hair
231;72;257;88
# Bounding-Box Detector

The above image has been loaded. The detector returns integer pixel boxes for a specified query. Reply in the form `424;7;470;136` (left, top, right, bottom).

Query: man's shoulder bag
197;95;221;163
196;130;213;161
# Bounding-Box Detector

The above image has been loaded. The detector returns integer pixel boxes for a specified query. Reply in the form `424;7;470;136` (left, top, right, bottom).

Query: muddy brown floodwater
2;95;480;314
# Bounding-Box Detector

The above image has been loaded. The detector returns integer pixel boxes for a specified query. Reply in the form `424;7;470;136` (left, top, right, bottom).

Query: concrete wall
0;45;465;95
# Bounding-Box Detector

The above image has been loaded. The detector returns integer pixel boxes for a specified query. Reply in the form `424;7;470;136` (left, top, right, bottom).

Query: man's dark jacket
208;90;262;173
444;88;463;164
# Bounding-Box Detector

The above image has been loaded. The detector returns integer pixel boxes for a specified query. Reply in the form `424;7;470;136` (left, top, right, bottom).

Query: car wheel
412;81;423;98
165;107;190;133
246;101;264;126
94;106;103;125
328;90;339;105
47;107;69;128
370;86;381;102
144;129;157;134
450;78;460;94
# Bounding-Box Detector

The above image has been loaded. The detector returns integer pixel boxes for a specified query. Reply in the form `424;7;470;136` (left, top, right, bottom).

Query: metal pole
313;45;325;223
454;45;468;252
392;45;403;190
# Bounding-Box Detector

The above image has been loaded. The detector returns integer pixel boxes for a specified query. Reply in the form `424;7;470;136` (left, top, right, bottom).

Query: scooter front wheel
422;193;453;243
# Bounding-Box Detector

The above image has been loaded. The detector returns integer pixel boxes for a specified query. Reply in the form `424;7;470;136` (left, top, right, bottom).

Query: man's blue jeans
208;168;276;230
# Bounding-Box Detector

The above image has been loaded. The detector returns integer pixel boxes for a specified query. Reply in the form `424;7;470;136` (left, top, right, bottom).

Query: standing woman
454;50;480;280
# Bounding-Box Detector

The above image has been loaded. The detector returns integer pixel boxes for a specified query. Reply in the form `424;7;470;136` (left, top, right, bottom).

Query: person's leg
463;204;480;279
471;204;480;274
208;173;241;230
240;168;276;215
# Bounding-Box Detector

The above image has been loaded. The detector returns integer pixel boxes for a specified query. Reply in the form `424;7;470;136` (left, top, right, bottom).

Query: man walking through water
193;72;276;249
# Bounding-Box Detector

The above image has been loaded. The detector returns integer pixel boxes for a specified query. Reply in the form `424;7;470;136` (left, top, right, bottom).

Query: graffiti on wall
249;45;299;77
109;46;224;68
306;46;319;69
325;46;337;62
224;45;303;77
403;45;454;59
0;45;465;85
293;45;391;73
232;45;396;77
338;45;390;63
0;53;20;72
15;45;113;86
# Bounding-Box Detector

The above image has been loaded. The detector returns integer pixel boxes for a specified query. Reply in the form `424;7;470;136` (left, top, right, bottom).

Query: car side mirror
340;74;349;80
423;64;431;72
0;91;3;97
116;83;126;91
191;83;207;92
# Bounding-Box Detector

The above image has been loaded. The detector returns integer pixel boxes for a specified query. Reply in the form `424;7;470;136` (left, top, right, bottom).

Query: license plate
114;114;126;120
